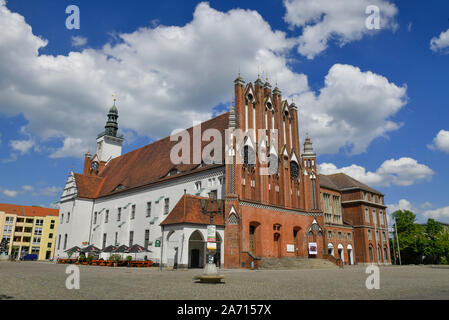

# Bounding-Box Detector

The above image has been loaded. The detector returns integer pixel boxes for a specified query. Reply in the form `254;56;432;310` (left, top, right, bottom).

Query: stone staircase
259;257;339;270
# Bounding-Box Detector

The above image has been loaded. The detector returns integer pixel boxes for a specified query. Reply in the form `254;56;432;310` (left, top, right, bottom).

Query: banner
308;242;317;255
207;225;216;251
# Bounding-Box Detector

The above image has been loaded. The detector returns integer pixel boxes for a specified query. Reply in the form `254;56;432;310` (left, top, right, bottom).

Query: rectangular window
117;208;121;221
3;225;12;234
105;210;109;223
50;222;55;230
34;227;43;236
94;212;98;224
114;232;118;246
164;198;170;215
49;233;53;239
373;209;377;225
338;232;342;240
131;205;136;220
63;234;68;250
328;231;332;239
61;214;64;224
144;229;150;249
348;233;351;241
47;242;52;248
382;231;386;241
66;213;70;223
146;202;152;217
35;219;44;226
103;233;107;249
365;208;370;223
58;235;61;250
368;229;372;240
32;237;41;245
129;231;134;247
5;216;14;224
380;210;384;225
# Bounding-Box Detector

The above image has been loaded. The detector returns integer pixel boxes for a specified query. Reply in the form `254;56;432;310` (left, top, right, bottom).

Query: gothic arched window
290;161;299;180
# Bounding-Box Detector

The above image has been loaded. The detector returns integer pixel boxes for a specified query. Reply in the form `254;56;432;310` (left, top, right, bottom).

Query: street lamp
199;192;224;277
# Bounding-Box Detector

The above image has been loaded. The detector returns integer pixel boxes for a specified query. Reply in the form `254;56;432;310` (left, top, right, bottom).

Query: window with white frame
105;210;109;223
368;229;372;240
35;219;44;226
5;216;14;224
365;208;370;223
34;227;42;236
373;209;377;225
380;210;384;225
3;225;13;234
195;181;202;190
66;212;70;223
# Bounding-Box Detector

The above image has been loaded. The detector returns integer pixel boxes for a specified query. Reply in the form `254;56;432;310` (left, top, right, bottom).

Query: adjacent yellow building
0;204;59;260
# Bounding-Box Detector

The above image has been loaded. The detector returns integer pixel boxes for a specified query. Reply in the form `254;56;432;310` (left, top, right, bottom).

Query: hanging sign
207;225;217;251
308;242;318;255
207;225;216;242
155;240;161;247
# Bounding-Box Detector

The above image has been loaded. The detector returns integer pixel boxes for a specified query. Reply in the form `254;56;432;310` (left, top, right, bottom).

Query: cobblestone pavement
1;261;448;300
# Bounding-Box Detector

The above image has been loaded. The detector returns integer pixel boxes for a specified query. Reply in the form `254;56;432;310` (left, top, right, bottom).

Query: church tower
96;97;124;163
83;97;124;176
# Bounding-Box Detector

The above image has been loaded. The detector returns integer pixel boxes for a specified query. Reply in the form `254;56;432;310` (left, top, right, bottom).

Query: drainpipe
88;198;95;246
160;225;164;271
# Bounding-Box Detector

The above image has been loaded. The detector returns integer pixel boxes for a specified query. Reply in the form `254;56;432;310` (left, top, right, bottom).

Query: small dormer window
247;93;253;101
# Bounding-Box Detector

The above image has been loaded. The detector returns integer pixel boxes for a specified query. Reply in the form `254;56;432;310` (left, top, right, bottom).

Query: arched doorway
293;227;302;256
188;230;205;268
347;244;354;265
249;222;261;256
337;243;344;263
328;243;334;256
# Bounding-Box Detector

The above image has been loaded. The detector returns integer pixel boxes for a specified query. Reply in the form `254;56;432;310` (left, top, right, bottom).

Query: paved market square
1;261;449;300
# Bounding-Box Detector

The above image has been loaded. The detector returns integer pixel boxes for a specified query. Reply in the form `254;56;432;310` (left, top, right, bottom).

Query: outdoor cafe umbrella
80;245;101;255
115;245;130;259
128;244;152;260
101;245;118;259
65;246;81;258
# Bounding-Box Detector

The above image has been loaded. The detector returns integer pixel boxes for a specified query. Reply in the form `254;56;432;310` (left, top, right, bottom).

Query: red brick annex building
56;75;390;269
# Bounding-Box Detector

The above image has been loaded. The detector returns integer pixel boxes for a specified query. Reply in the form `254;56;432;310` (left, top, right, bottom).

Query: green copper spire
105;96;119;137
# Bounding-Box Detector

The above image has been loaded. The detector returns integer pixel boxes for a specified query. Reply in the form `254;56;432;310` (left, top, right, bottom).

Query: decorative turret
104;98;119;137
303;135;315;157
229;103;237;129
234;72;245;86
95;96;124;163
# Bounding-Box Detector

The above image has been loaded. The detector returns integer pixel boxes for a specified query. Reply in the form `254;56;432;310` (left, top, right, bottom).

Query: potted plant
126;255;133;267
87;255;94;265
110;254;121;267
79;254;87;265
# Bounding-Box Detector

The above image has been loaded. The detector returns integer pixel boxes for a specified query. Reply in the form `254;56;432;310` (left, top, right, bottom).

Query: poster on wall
308;242;317;255
286;244;295;253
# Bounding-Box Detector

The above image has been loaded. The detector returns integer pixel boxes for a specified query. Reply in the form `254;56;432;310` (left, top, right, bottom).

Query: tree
392;210;426;264
424;219;443;264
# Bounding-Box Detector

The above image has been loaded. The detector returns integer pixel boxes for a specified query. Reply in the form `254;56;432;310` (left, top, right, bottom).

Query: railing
324;254;343;268
242;251;261;269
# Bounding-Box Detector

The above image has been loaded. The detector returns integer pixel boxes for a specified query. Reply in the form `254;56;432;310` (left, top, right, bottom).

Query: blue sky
0;0;448;223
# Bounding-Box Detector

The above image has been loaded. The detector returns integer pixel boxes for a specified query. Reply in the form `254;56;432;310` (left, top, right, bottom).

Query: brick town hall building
55;75;391;268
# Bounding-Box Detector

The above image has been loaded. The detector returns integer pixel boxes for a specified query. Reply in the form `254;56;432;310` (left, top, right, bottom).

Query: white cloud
0;1;309;158
319;157;434;187
71;36;87;47
430;28;449;53
22;185;34;191
428;129;449;153
38;186;60;196
423;206;449;222
2;189;18;197
387;199;413;214
283;0;398;59
9;138;34;154
296;64;408;154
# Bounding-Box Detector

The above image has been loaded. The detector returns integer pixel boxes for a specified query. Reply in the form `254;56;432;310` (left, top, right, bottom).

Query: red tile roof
75;112;229;199
160;194;225;226
0;203;59;217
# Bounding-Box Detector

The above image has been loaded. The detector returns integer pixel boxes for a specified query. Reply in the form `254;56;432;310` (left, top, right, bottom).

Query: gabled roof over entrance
160;194;225;226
